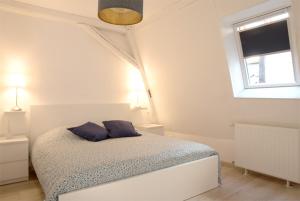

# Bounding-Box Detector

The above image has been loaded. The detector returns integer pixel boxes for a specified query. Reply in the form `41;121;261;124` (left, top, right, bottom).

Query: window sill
235;86;300;99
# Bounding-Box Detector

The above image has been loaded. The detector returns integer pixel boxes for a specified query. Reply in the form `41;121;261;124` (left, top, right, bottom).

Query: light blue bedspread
31;127;219;201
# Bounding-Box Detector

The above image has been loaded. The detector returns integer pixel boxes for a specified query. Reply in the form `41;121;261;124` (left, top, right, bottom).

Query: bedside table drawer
0;142;28;163
0;160;28;185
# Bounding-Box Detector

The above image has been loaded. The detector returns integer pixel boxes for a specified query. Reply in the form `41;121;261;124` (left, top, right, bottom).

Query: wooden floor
0;165;299;201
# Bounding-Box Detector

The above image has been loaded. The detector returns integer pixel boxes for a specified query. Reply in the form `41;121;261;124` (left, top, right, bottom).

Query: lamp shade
98;0;143;25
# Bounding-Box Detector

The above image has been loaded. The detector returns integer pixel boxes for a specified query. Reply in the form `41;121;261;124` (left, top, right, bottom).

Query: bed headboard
30;103;132;143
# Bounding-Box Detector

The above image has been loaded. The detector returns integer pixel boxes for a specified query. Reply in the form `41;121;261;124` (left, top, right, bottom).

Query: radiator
235;123;300;183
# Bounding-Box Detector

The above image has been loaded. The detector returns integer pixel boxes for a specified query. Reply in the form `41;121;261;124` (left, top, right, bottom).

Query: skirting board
59;156;219;201
166;131;234;163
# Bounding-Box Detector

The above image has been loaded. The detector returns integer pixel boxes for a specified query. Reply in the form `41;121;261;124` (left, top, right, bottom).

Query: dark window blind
239;20;290;57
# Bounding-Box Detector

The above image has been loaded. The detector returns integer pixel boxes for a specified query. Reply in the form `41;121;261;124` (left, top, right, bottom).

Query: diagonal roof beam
0;0;126;34
126;27;159;122
79;24;138;67
136;0;199;30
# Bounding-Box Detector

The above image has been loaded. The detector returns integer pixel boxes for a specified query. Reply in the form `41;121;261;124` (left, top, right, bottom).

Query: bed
30;104;220;201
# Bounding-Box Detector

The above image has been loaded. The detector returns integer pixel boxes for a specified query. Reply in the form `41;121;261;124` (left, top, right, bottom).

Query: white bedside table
135;124;165;135
0;135;29;185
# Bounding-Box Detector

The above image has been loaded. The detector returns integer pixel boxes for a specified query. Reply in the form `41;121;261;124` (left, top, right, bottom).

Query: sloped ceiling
16;0;180;21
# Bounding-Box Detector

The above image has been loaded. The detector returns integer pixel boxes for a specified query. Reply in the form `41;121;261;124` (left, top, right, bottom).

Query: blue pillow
68;122;108;142
103;120;141;138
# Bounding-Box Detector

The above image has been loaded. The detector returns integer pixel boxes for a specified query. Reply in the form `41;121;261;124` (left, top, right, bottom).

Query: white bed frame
30;104;219;201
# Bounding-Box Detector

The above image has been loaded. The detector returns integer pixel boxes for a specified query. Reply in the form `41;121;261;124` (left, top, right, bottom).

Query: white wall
0;10;148;135
135;0;300;141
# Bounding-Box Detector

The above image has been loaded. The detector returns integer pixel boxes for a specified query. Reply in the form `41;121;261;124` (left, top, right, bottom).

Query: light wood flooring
0;164;299;201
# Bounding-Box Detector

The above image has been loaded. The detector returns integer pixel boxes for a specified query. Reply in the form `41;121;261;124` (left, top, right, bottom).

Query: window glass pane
245;51;295;87
265;51;295;84
246;62;260;86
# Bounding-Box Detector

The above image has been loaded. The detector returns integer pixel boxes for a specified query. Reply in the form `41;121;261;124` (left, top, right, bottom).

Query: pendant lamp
98;0;143;25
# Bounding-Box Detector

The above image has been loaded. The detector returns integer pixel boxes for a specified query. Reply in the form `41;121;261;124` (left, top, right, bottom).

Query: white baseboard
166;131;234;163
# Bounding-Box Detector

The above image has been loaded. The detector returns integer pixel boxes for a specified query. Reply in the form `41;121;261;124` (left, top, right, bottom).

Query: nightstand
0;136;29;185
135;124;165;135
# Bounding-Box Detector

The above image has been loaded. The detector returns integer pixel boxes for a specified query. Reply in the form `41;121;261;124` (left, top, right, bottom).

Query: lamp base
11;106;22;112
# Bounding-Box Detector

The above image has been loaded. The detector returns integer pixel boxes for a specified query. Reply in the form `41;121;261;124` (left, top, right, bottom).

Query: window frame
233;7;300;89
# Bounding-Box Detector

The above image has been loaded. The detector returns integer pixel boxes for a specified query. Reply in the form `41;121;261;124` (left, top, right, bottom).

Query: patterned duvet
31;127;219;201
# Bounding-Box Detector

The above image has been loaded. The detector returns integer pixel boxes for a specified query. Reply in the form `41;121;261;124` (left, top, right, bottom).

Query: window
234;9;299;88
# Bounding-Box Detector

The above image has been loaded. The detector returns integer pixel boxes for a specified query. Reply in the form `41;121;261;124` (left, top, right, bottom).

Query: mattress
31;127;219;201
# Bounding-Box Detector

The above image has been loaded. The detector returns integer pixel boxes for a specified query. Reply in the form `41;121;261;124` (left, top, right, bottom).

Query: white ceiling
16;0;180;20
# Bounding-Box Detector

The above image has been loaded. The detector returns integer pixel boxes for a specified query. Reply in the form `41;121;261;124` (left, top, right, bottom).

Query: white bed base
60;156;219;201
30;104;219;201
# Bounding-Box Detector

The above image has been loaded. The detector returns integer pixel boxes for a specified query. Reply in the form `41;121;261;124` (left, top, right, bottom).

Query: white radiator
235;123;300;183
